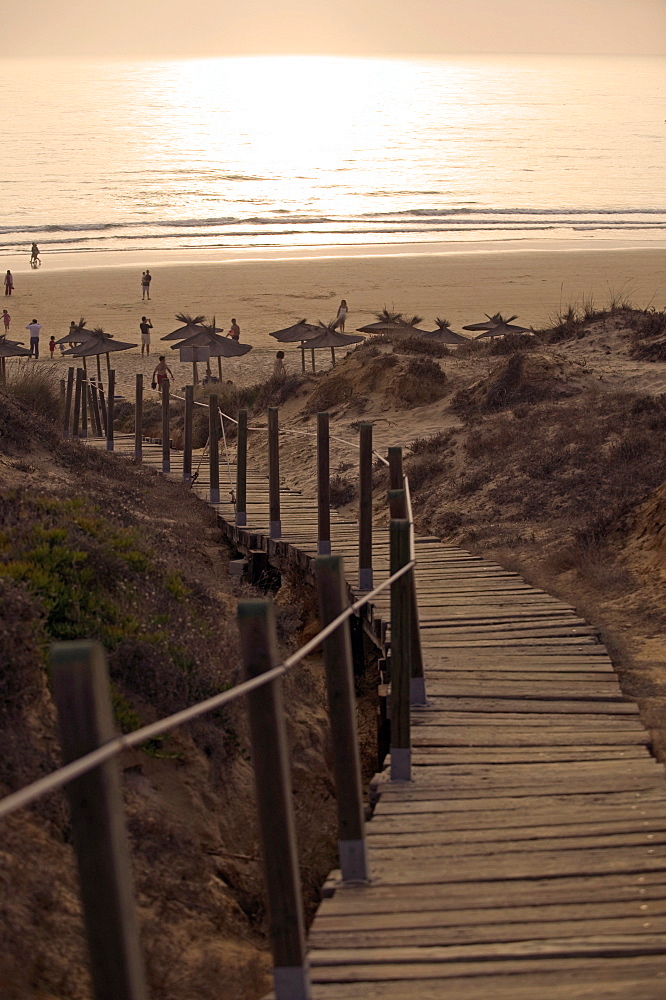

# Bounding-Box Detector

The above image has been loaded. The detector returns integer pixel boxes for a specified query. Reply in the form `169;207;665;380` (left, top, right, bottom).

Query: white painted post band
273;966;312;1000
390;747;411;782
339;839;370;883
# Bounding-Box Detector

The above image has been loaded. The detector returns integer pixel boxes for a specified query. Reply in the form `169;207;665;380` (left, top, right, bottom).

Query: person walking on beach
26;319;42;358
227;318;241;341
4;271;13;296
30;243;41;267
152;355;173;391
141;270;152;300
336;299;348;332
139;316;152;356
2;309;10;334
273;350;286;380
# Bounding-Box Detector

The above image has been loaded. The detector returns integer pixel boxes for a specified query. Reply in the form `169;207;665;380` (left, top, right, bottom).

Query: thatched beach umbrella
462;312;518;332
161;313;215;341
422;318;470;345
64;328;136;378
172;327;252;382
0;338;31;383
304;323;365;370
268;320;320;373
357;309;430;336
474;320;534;340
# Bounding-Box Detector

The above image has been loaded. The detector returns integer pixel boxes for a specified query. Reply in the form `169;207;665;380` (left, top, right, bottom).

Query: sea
1;54;665;260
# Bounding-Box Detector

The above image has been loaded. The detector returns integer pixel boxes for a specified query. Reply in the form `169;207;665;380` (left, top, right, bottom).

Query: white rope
0;558;415;821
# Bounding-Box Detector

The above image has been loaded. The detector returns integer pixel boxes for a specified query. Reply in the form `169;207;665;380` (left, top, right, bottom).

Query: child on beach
273;350;286;379
2;309;10;333
152;355;173;391
49;336;56;358
4;271;13;296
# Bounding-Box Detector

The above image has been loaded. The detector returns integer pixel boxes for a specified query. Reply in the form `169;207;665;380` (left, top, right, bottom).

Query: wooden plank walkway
92;435;666;998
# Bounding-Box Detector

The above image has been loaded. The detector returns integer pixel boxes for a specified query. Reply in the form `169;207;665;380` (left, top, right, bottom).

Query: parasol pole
106;352;111;375
300;343;305;373
96;354;102;382
331;347;336;366
311;349;316;373
217;356;223;381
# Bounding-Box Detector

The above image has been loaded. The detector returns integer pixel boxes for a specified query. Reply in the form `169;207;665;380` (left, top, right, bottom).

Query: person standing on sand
26;319;42;358
68;320;78;349
4;271;13;296
2;309;10;333
227;318;240;341
152;355;173;391
141;270;152;300
273;350;286;380
336;299;348;332
139;316;152;356
49;336;56;358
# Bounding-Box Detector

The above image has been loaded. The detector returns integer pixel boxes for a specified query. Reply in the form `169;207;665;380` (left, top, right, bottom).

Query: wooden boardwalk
93;435;666;999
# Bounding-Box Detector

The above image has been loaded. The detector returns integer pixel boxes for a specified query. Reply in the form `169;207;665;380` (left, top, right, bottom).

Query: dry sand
3;244;664;396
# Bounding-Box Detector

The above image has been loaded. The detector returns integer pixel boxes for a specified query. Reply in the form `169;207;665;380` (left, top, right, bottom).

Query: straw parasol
63;327;136;379
172;325;252;383
421;318;470;345
469;314;534;340
462;312;517;332
357;309;430;336
161;313;213;341
302;322;365;370
0;338;31;383
268;320;320;372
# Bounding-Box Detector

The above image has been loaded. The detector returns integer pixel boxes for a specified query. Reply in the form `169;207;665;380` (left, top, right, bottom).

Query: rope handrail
0;557;415;822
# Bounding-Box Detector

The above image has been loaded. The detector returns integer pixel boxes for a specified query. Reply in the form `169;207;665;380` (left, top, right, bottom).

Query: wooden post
209;394;220;502
63;366;75;438
134;374;143;463
315;556;369;882
72;369;82;440
390;518;411;781
300;345;305;373
317;412;331;555
89;379;103;438
183;385;193;483
388;490;426;705
268;407;281;539
237;601;311;1000
51;641;148;1000
80;370;88;439
388;445;403;491
60;377;66;406
161;379;170;472
106;370;115;452
98;376;108;437
358;422;373;590
236;408;248;526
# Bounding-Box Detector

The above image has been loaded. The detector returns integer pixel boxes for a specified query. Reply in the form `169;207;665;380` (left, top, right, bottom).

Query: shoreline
3;235;666;274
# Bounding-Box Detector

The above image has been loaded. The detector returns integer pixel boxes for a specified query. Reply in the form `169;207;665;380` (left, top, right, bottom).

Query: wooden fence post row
63;366;75;438
236;408;248;526
315;556;369;882
238;600;312;1000
358;422;373;591
51;641;148;1000
390;518;412;781
317;412;331;555
134;374;143;463
388;489;426;706
106;370;115;452
268;407;281;539
209;394;220;503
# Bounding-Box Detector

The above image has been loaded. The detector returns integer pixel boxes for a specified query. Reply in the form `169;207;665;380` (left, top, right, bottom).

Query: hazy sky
3;0;664;57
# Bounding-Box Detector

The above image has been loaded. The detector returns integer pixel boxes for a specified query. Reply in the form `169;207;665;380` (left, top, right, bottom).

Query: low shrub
5;362;62;423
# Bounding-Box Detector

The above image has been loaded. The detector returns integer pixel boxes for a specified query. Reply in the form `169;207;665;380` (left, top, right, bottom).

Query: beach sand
3;244;664;393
